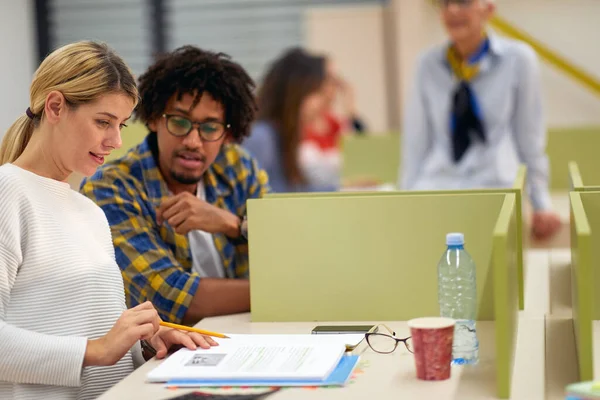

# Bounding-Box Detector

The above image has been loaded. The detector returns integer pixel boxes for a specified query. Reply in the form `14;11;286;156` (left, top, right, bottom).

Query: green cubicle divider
248;192;519;398
264;166;527;312
569;161;600;192
341;133;400;185
249;192;511;321
493;193;519;398
342;127;600;191
549;127;600;190
569;162;585;191
569;192;594;381
577;192;600;323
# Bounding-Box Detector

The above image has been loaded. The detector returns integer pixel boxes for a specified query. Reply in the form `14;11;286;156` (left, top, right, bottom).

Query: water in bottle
437;232;479;365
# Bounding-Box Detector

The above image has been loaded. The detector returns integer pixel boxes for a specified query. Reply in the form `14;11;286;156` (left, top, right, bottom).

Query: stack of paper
565;381;600;399
147;334;361;387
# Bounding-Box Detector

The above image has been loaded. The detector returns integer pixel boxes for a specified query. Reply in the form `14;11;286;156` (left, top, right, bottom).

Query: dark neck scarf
447;37;490;163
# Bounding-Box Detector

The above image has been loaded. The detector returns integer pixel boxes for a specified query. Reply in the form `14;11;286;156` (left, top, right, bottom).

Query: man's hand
157;192;240;237
532;210;562;241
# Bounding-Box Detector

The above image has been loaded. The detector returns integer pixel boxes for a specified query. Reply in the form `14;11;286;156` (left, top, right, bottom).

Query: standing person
80;46;269;325
0;41;216;400
399;0;561;240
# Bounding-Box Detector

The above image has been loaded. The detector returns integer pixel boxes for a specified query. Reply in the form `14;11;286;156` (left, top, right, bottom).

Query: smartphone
311;325;376;334
168;390;278;399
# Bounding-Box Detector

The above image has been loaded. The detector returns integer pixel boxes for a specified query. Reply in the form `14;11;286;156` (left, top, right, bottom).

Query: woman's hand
84;301;161;367
149;326;219;359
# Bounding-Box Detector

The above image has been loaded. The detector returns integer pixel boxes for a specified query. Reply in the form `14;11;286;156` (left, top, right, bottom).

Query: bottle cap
446;233;465;246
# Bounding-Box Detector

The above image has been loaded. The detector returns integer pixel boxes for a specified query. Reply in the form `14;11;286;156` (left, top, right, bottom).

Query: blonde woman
0;42;216;400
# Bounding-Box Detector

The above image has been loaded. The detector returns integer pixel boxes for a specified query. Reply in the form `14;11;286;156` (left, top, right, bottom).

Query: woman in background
0;41;216;400
299;57;367;189
303;56;366;148
243;47;331;193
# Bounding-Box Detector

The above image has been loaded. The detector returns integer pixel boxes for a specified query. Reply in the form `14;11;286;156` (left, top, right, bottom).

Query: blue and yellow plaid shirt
80;133;270;323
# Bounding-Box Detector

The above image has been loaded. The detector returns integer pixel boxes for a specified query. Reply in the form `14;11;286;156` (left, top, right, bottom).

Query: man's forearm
182;278;250;324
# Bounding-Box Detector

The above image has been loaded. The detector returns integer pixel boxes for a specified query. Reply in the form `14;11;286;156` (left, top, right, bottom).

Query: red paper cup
408;317;456;381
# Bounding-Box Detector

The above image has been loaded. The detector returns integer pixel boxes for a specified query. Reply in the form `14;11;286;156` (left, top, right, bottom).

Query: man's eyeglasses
365;324;413;354
163;114;230;142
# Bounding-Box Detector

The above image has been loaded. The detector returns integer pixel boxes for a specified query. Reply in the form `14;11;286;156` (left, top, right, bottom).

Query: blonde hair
0;41;138;165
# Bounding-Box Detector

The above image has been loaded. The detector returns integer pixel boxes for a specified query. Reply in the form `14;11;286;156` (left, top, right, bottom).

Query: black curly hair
136;46;257;142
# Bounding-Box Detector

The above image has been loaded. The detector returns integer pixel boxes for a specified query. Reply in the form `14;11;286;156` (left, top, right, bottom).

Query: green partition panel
569;162;585;191
511;167;526;312
569;161;600;192
493;193;519;398
548;127;600;190
569;192;594;381
578;192;600;322
341;133;400;185
249;192;519;398
264;166;527;312
107;122;148;162
343;127;600;190
248;192;509;322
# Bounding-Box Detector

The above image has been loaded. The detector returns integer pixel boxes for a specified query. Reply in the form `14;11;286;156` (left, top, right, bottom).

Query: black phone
168;389;278;399
311;325;376;334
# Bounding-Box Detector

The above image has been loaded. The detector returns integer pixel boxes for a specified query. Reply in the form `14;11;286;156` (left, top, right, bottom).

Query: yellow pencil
160;321;230;339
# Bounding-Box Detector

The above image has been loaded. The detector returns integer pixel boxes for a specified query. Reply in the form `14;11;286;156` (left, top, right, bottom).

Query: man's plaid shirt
80;133;269;323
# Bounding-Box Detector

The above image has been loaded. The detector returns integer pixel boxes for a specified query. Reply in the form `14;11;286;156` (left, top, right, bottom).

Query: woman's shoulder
0;163;23;181
0;164;29;199
0;165;30;253
69;189;111;225
0;165;106;225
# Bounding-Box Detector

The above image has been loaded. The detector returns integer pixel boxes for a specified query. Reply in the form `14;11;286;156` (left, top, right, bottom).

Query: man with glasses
80;46;269;324
399;0;561;240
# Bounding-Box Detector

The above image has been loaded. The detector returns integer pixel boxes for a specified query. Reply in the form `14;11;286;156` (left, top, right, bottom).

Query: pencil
160;321;230;339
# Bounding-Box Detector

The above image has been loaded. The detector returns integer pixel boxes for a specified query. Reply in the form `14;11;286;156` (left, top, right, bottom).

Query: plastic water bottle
437;232;479;365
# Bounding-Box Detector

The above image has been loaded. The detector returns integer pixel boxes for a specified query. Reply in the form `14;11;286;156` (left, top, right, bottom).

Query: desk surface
99;247;555;400
99;315;506;400
97;241;561;400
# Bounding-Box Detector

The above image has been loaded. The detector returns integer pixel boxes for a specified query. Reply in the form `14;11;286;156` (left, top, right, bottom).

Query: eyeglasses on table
345;324;413;354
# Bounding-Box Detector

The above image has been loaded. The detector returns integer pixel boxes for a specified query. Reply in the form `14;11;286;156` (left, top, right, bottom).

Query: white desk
98;247;552;400
99;313;544;400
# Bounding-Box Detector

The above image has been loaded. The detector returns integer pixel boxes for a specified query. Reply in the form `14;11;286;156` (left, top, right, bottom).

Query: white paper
225;333;365;348
147;334;350;383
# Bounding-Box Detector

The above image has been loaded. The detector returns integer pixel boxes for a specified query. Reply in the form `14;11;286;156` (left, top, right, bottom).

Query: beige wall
306;0;600;132
394;0;600;128
304;5;389;134
497;0;600;127
3;1;596;140
392;0;444;127
0;0;36;139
